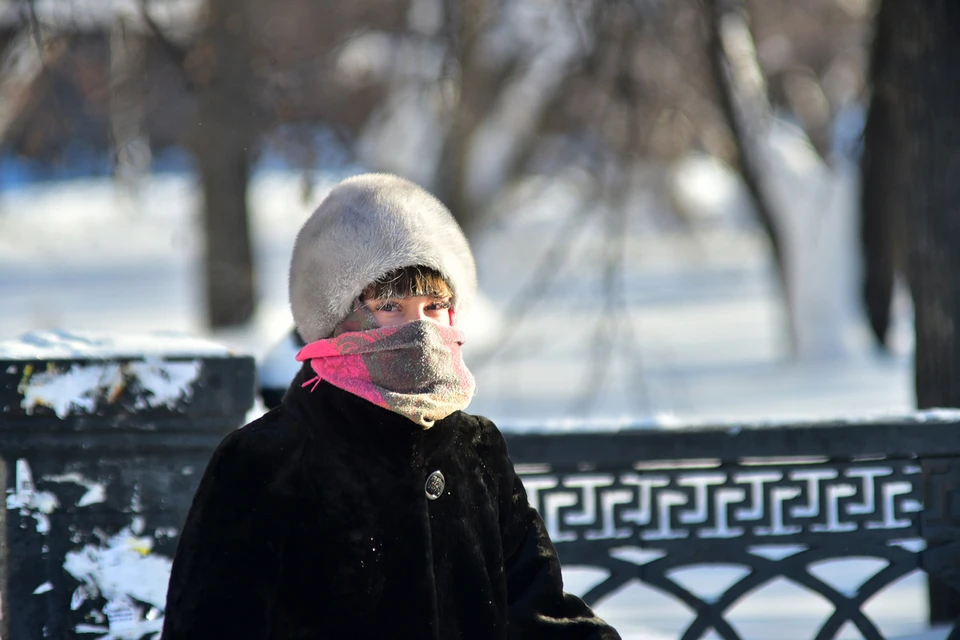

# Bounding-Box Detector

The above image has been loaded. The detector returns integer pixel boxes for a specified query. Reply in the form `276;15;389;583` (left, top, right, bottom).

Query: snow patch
496;409;960;434
128;360;202;411
32;581;54;595
0;329;230;360
6;459;59;534
18;359;202;418
42;472;107;507
154;527;178;540
497;413;683;434
63;523;173;637
20;363;121;417
914;408;960;422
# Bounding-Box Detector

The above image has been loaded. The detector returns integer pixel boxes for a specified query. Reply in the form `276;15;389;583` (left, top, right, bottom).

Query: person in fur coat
161;173;621;640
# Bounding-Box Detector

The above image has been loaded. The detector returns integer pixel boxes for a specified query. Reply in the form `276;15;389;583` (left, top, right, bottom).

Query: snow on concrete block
0;329;250;419
0;329;230;361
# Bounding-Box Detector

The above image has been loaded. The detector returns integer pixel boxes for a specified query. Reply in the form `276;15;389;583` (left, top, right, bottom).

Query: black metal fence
4;335;959;639
504;416;960;640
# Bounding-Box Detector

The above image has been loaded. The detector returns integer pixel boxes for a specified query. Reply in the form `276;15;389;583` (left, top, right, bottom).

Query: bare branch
23;0;44;58
468;179;602;371
569;9;651;416
137;0;192;88
705;0;793;352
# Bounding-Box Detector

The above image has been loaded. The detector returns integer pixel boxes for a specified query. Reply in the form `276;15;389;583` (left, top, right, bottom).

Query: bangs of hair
361;266;453;301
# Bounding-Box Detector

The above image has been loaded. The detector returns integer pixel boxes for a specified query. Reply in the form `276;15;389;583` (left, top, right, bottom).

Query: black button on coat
162;365;621;640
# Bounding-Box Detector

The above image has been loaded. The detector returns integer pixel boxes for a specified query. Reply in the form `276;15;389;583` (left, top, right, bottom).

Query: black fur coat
162;366;621;640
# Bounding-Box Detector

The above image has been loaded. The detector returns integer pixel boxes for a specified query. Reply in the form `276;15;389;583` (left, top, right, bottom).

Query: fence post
0;330;255;639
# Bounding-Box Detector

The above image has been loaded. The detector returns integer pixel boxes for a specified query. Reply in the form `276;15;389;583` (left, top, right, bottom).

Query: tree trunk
864;0;960;622
195;127;256;328
705;0;793;353
187;0;260;328
859;4;899;349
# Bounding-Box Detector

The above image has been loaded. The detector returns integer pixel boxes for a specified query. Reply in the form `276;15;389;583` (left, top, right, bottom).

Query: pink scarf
295;310;476;428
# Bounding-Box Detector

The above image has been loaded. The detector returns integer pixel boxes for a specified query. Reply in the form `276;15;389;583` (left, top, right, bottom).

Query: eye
426;299;452;311
373;300;401;312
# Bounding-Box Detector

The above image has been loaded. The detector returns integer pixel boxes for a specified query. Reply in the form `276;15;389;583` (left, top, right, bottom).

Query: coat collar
282;362;463;460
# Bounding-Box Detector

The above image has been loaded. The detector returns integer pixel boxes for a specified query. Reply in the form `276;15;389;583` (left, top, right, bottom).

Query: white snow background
0;165;938;639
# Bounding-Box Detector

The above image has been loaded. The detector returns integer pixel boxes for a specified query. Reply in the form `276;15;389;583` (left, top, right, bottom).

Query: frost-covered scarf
295;305;476;428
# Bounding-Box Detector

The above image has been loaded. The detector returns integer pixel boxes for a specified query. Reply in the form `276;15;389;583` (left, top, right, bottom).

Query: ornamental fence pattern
519;461;922;543
504;417;960;640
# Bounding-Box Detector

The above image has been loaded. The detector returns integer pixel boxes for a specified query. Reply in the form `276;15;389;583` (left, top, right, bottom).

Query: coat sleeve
487;422;622;640
161;422;291;639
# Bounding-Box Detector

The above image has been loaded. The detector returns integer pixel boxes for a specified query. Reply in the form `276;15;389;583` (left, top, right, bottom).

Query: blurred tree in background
5;0;957;420
0;0;409;327
142;0;409;326
0;0;874;335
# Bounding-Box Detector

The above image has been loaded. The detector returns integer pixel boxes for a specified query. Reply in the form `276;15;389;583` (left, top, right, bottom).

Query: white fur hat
289;173;477;342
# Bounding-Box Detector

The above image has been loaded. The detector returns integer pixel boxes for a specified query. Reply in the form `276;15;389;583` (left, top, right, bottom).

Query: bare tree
141;0;408;328
3;0;875;347
702;0;874;360
134;0;261;327
184;0;261;328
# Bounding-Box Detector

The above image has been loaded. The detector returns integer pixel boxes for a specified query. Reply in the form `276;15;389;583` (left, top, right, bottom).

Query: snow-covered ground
0;171;915;423
0;171;935;639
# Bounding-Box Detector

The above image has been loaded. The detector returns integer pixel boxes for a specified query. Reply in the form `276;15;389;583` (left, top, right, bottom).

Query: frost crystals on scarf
295;306;476;428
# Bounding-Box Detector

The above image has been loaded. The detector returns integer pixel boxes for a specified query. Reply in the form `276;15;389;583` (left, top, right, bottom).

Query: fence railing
4;330;960;639
503;415;960;640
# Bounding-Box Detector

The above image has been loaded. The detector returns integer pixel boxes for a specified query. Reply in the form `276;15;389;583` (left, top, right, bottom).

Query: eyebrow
369;294;450;301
